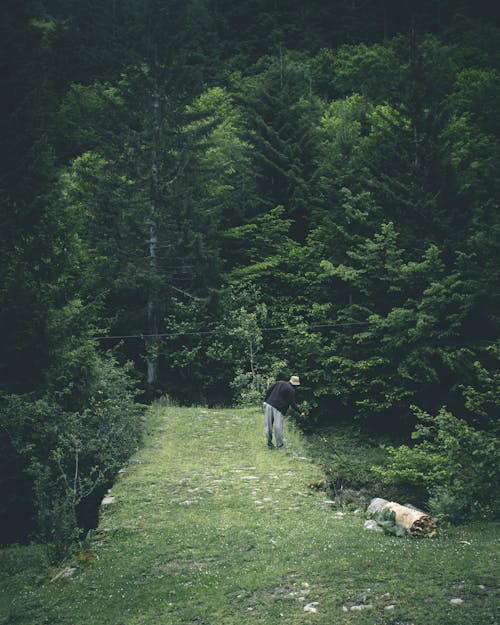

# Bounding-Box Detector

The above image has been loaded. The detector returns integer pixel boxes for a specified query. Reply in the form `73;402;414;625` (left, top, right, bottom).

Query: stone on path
51;567;77;582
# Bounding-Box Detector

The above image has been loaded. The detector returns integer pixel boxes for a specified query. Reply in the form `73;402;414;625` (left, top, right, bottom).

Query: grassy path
2;406;498;624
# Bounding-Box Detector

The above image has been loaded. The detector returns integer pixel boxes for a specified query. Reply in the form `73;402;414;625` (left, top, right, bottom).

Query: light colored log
367;498;437;537
384;501;430;530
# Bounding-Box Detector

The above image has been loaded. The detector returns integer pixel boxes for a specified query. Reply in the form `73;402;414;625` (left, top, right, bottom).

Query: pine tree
236;53;322;240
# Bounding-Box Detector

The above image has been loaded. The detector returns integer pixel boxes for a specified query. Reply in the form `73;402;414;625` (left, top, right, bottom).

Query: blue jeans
263;402;284;448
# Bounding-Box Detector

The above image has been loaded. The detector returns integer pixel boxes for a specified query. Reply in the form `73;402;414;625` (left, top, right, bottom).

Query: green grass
1;405;498;624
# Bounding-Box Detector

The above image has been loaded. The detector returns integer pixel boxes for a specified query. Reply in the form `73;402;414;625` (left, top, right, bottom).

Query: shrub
0;353;144;559
374;406;499;522
230;358;289;407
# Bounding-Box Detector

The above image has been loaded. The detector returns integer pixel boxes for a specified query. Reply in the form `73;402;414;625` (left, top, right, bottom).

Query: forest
1;0;498;555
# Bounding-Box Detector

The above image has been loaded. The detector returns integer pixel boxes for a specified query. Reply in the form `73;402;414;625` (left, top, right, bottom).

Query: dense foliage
1;0;498;547
0;354;144;555
376;403;499;522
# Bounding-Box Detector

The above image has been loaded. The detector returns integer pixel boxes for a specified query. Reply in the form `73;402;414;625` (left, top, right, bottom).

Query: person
263;375;305;449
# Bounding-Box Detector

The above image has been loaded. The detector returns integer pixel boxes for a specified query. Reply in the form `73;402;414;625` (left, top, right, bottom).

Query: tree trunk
146;87;161;394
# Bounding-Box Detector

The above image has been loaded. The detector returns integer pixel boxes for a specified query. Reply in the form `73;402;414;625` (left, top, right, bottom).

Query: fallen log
366;498;437;538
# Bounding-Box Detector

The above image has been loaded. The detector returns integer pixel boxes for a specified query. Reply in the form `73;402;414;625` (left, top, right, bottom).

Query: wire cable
93;321;371;341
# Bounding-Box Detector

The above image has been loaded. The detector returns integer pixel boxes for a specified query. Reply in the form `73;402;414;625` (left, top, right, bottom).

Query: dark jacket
264;380;300;415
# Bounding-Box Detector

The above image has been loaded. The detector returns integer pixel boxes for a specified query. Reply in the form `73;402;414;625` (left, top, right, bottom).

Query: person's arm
288;388;304;415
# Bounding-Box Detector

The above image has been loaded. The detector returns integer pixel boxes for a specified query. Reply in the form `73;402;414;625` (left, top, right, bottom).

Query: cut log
367;498;437;538
384;502;437;537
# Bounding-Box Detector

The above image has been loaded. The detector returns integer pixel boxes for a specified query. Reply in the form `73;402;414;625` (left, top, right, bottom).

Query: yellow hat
289;375;300;386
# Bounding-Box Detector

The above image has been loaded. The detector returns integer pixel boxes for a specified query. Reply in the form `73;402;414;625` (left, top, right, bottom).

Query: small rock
367;497;389;516
385;604;396;610
51;567;77;582
350;604;373;611
101;496;115;505
304;602;319;613
364;519;384;532
450;598;464;605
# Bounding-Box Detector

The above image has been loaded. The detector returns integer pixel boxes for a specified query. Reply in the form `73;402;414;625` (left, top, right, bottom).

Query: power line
93;324;498;348
93;321;370;341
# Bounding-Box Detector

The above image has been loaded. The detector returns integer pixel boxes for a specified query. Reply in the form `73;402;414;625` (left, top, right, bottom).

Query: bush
374;407;499;522
230;370;267;406
230;358;289;407
0;353;144;559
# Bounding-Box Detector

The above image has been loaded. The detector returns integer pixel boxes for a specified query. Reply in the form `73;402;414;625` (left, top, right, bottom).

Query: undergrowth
300;423;414;509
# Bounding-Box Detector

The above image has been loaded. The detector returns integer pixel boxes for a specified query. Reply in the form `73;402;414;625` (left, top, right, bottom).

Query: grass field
1;405;498;624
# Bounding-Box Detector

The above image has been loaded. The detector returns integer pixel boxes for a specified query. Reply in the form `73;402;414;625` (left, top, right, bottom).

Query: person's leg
264;402;275;447
273;407;285;448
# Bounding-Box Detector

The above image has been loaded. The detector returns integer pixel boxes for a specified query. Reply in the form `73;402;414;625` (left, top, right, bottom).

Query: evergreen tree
0;0;73;393
235;53;322;240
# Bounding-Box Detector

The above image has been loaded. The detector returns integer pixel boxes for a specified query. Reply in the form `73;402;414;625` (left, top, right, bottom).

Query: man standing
263;375;305;449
